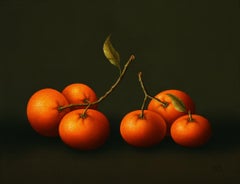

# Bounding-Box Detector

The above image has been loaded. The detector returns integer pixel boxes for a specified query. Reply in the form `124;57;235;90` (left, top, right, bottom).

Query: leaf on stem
103;35;121;72
166;93;187;112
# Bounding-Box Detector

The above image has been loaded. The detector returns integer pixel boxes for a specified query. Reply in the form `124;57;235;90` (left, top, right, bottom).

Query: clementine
62;83;98;110
148;89;195;135
170;113;212;147
26;88;69;137
59;109;110;150
120;110;167;147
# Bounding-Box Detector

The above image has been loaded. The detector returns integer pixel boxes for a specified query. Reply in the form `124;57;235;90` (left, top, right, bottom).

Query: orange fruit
148;89;195;135
170;113;212;147
62;83;98;110
59;109;110;150
120;110;167;147
26;88;69;137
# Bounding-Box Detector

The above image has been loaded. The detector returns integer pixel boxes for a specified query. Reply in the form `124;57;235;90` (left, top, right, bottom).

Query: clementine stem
138;72;147;119
137;72;167;112
138;72;148;97
80;103;91;119
95;54;135;105
58;54;135;111
188;110;194;122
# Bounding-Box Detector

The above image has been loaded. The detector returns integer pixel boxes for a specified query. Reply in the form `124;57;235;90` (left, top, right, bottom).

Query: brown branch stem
58;54;135;112
138;72;148;119
80;103;92;118
138;72;168;118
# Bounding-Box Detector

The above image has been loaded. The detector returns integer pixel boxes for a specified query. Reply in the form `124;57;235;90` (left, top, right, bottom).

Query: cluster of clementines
120;72;212;148
26;35;211;150
26;83;111;150
26;80;211;151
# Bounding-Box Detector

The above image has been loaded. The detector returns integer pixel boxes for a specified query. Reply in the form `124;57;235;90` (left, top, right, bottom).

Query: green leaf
166;93;187;113
103;35;121;71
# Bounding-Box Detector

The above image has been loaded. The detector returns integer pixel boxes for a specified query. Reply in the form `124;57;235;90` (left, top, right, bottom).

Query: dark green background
1;0;239;184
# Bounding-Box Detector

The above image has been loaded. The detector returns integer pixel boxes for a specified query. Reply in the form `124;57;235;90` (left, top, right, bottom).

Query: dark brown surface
1;0;239;184
1;116;240;184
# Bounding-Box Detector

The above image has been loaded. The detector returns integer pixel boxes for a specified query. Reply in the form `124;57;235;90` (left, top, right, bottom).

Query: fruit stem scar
58;54;135;111
80;113;87;119
153;97;168;108
139;112;145;119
